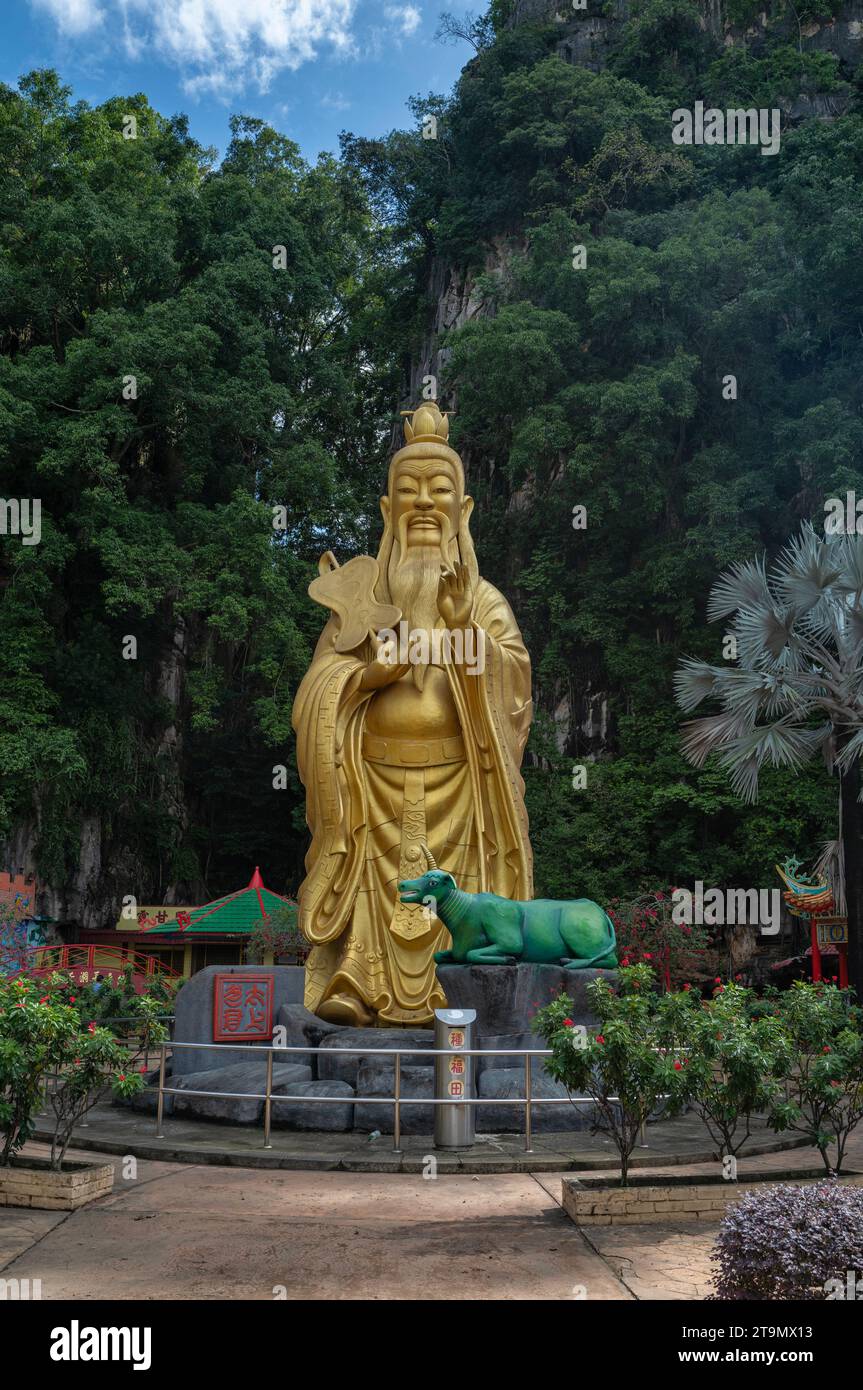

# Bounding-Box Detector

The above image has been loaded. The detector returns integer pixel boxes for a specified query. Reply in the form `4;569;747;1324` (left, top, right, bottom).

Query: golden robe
292;578;533;1025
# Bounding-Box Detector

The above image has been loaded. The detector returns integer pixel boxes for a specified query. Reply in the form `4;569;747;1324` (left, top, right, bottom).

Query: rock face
437;963;615;1037
477;1068;598;1133
271;1080;355;1132
354;1060;435;1134
171;1061;312;1124
316;1027;435;1086
172;965;305;1077
275;1003;348;1077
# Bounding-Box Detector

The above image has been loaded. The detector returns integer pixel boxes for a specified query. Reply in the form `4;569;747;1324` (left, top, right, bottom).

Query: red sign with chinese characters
212;974;274;1042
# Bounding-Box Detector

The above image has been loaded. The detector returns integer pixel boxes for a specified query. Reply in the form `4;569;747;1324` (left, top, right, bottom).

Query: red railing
12;944;181;991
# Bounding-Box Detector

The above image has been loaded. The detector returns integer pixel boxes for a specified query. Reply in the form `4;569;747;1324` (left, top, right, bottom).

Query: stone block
476;1066;599;1132
271;1079;355;1132
354;1059;435;1134
437;963;616;1036
476;1032;541;1074
171;1060;312;1124
275;1004;347;1077
317;1027;434;1086
172;965;305;1077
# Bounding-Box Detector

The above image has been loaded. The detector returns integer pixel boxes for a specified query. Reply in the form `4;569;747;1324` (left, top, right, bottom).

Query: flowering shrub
0;973;168;1170
675;980;790;1160
532;964;693;1185
607;891;711;991
711;1181;863;1300
767;981;863;1174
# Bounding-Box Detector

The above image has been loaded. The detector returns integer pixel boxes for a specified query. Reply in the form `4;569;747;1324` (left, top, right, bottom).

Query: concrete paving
1;1145;631;1301
2;1128;857;1301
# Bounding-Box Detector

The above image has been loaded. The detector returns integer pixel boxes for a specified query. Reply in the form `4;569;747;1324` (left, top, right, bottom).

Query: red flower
563;1018;574;1027
714;977;721;984
644;952;652;960
87;1022;96;1033
69;995;76;1003
683;982;691;991
673;1061;682;1070
39;995;49;1003
595;1035;605;1045
822;1046;831;1054
118;1074;126;1082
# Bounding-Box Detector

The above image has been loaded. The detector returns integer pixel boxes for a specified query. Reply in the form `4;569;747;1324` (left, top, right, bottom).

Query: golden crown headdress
399;400;450;445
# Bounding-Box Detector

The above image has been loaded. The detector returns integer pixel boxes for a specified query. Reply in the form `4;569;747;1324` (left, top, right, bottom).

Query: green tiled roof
141;868;297;937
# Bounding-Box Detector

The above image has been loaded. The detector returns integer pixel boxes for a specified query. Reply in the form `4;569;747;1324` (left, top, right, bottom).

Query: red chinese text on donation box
212;974;274;1042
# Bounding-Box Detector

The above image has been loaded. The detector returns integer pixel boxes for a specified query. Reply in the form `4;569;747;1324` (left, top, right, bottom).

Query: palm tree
674;523;863;997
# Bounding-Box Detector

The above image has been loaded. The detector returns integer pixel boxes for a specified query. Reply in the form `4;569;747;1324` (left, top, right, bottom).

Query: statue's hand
438;562;473;628
357;638;411;691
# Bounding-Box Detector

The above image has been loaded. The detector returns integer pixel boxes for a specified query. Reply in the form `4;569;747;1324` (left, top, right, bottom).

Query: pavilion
137;868;299;977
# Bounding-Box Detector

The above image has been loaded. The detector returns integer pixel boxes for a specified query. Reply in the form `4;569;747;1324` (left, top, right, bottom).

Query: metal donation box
433;1008;476;1148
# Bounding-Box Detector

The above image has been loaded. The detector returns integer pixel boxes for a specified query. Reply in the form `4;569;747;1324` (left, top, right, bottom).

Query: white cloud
30;0;359;94
320;90;350;110
383;4;421;37
31;0;104;35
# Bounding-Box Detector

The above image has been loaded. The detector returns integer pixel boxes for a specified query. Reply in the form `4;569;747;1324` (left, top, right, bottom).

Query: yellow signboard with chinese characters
113;906;194;932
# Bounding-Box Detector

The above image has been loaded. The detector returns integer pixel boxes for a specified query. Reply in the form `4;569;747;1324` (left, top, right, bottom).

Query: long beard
388;525;450;691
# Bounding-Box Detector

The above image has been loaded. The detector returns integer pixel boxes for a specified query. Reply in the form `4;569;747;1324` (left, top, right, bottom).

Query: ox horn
420;843;437;869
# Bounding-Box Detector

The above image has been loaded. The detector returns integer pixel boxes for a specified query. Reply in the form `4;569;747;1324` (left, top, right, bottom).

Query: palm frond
673;658;722;712
835;725;863;773
716;720;822;802
733;603;795;667
773;524;842;614
834;532;863;600
706;555;770;623
679;709;757;767
812;831;845;917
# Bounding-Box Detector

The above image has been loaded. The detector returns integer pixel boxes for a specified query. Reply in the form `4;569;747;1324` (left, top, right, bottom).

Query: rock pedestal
128;962;617;1133
436;963;616;1036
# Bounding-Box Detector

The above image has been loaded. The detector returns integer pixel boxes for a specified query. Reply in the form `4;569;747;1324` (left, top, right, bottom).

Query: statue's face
385;459;464;551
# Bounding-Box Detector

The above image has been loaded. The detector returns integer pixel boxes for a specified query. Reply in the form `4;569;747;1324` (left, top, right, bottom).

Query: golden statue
292;401;533;1025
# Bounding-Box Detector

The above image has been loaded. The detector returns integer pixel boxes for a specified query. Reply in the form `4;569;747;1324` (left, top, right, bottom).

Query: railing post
524;1051;533;1154
155;1044;167;1138
263;1049;274;1149
392;1052;402;1154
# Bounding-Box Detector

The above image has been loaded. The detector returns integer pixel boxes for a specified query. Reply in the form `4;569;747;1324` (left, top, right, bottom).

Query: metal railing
153;1039;622;1154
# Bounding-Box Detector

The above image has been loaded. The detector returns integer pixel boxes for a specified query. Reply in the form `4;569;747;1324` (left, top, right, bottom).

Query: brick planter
562;1171;863;1225
0;1155;115;1210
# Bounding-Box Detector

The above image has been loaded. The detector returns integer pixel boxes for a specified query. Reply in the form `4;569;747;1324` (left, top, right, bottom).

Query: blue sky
2;0;476;163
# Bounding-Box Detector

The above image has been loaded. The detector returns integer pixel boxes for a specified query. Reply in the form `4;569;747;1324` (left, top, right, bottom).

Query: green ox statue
398;859;618;970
